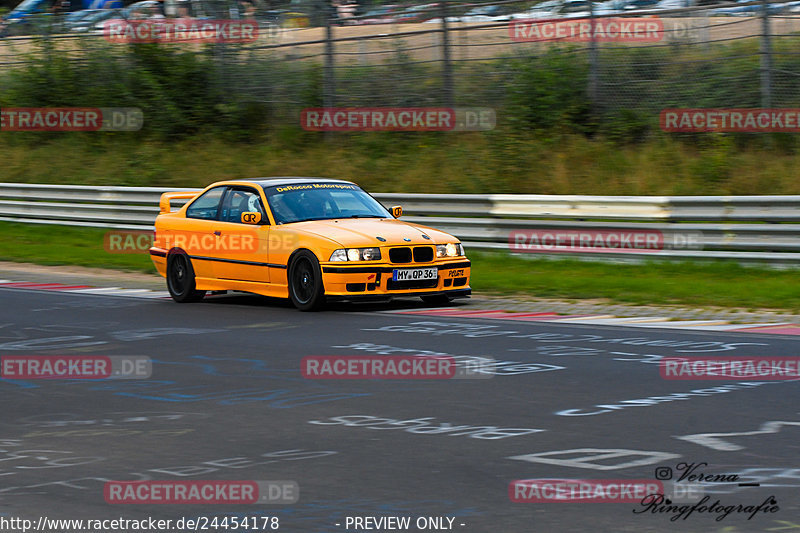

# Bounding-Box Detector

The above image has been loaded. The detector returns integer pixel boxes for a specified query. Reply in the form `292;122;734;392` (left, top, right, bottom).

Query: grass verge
0;223;154;272
3;133;800;195
0;222;797;310
472;252;800;310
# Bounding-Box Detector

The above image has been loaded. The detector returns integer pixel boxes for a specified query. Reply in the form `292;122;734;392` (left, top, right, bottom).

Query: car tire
288;250;325;311
421;294;451;306
166;253;206;303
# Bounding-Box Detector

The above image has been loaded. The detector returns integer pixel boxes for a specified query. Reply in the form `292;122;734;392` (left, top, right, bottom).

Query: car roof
227;177;358;189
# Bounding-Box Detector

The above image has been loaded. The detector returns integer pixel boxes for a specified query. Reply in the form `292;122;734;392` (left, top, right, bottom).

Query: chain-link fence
2;0;800;133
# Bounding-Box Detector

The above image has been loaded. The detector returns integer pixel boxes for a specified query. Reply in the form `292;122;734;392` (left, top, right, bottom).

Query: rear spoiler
159;191;198;214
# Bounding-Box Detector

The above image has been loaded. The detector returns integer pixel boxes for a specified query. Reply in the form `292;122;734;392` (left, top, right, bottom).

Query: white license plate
392;267;438;281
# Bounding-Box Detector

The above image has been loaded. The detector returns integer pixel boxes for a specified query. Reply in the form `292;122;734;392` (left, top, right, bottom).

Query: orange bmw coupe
150;178;471;310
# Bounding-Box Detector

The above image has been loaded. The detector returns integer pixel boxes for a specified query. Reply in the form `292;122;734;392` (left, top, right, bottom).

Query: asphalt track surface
1;287;799;533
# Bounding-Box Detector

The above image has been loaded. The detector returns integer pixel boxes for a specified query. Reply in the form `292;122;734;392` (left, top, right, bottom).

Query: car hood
292;218;457;248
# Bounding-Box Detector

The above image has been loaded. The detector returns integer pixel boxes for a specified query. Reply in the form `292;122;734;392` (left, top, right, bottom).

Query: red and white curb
0;280;170;299
388;308;800;336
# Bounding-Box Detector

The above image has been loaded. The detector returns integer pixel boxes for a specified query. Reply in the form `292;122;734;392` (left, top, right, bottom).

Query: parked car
622;0;660;10
354;5;400;25
556;0;592;15
593;0;628;14
65;7;121;31
395;3;440;23
121;0;163;19
509;0;562;20
713;0;798;15
452;4;516;22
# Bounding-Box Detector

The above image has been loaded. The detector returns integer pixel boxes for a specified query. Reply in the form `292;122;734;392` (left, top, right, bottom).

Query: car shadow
197;292;472;312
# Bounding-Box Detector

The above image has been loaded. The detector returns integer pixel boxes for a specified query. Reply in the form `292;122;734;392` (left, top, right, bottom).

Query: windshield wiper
345;214;386;219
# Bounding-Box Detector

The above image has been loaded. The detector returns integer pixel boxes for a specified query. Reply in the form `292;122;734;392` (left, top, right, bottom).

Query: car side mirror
390;205;403;218
240;211;262;225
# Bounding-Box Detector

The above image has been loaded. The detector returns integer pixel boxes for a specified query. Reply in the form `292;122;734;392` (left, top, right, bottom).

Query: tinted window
220;188;266;224
186;187;225;220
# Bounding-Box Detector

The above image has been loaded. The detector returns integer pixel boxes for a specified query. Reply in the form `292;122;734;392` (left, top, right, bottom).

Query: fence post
324;0;336;109
588;0;599;112
440;0;455;108
760;0;772;108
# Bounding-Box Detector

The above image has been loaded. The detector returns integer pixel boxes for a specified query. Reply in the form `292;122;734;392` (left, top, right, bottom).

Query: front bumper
320;259;471;300
326;288;471;304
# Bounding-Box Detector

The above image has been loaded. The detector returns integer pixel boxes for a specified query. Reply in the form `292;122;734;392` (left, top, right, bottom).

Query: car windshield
265;183;391;224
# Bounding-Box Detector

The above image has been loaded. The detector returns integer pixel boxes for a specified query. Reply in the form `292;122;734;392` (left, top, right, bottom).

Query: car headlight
436;243;464;257
330;248;382;261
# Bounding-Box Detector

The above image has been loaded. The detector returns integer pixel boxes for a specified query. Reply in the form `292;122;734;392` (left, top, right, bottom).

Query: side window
186;187;226;220
220;189;266;224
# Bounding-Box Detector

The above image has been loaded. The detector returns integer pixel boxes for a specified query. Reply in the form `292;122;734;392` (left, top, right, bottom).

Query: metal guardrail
2;183;800;264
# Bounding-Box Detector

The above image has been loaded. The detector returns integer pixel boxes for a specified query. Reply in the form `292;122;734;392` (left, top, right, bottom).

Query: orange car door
211;187;270;283
176;185;228;281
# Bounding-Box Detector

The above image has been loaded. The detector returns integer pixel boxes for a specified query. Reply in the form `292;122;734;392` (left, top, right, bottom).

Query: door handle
214;231;221;236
